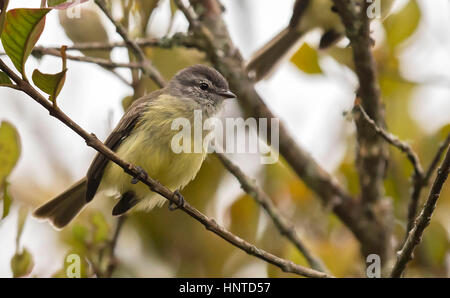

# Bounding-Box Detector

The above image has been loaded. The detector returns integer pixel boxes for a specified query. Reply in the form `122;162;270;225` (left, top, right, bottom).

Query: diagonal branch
0;58;332;279
215;152;329;273
391;143;450;277
94;0;166;88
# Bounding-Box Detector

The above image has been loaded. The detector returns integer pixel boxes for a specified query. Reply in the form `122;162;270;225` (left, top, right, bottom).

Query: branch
104;216;126;278
0;59;331;279
353;105;423;178
391;143;450;277
33;34;199;52
94;0;167;88
215;152;329;273
174;0;390;260
424;133;450;184
353;104;424;235
332;0;389;206
31;47;142;69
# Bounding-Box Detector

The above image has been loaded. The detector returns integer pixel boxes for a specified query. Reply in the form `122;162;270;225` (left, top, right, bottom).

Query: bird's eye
199;82;209;90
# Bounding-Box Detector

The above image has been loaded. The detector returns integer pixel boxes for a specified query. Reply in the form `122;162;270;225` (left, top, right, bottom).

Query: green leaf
1;181;11;219
32;69;67;103
10;248;34;277
1;8;51;76
290;43;322;74
0;0;9;35
0;71;12;85
384;0;421;48
32;46;67;103
0;121;21;185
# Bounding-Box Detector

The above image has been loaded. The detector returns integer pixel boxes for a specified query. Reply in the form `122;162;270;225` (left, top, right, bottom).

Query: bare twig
353;105;423;178
94;0;166;88
30;35;198;53
215;152;329;273
32;47;142;69
0;59;332;278
391;143;450;277
104;216;126;278
424;133;450;184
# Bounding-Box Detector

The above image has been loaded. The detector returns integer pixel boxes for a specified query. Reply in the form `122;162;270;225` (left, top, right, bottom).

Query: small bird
246;0;394;81
34;65;236;228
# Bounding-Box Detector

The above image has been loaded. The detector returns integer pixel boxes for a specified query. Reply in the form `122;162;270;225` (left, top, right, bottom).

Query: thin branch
353;105;423;177
0;59;331;278
94;0;166;88
424;133;450;184
31;34;198;53
215;152;329;273
104;216;126;278
32;47;142;69
391;143;450;277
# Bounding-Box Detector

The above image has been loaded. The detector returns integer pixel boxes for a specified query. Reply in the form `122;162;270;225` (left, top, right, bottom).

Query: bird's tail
245;27;303;82
33;178;87;228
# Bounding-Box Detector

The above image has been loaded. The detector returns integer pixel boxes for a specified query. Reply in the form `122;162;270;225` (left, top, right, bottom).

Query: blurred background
0;0;449;277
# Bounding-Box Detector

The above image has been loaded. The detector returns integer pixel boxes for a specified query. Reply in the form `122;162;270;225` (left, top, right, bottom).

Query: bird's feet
168;189;185;211
131;166;148;184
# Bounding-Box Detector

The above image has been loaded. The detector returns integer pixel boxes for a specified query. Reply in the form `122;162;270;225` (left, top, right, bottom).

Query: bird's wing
85;90;163;202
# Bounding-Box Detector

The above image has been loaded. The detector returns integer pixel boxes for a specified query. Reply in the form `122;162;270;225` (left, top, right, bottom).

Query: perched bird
246;0;395;81
34;65;236;228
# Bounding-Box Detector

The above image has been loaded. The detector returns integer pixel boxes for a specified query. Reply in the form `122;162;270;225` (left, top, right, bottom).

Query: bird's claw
169;189;185;211
131;166;148;184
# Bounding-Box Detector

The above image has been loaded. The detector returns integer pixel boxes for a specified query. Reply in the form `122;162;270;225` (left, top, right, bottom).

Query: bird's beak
218;89;237;99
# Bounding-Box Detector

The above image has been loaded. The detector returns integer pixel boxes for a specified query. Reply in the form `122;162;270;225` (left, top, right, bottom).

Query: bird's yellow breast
98;94;208;211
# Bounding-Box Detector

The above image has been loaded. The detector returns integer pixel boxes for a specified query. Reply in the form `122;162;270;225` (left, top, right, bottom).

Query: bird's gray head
167;65;236;115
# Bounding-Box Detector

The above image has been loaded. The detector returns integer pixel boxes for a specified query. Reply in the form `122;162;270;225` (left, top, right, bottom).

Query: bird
33;65;236;228
245;0;395;81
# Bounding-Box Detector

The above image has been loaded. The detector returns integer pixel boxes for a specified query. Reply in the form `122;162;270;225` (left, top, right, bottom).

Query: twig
215;152;329;273
391;143;450;277
424;133;450;184
32;47;142;69
353;105;423;178
104;216;126;278
30;35;198;53
0;59;332;278
94;0;166;88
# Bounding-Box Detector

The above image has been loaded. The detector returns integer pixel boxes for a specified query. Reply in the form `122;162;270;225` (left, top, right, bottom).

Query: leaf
1;180;11;219
0;0;9;35
32;46;67;103
0;71;12;85
0;121;21;185
290;43;322;74
384;0;421;48
1;8;51;76
10;248;34;277
48;0;89;9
